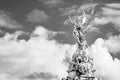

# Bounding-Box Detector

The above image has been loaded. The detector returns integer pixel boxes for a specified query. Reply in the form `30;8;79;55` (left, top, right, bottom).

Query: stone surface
63;9;101;80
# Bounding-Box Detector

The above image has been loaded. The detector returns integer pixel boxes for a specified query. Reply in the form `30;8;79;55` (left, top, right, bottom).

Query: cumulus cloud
0;25;120;80
88;38;120;80
0;10;22;29
104;35;120;54
0;26;74;80
26;9;49;23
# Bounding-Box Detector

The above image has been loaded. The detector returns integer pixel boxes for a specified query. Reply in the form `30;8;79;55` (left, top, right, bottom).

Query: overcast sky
0;0;120;80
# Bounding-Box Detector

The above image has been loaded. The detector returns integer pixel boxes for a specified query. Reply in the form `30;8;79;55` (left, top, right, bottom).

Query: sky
0;0;120;80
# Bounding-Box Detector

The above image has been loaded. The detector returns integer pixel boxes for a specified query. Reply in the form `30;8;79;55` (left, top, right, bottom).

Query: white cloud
38;0;64;7
79;3;98;11
0;10;22;29
102;7;120;16
0;26;74;80
60;3;97;16
0;25;120;80
101;7;120;30
104;35;120;54
93;17;109;25
93;4;120;31
88;38;120;80
59;5;78;16
105;3;120;9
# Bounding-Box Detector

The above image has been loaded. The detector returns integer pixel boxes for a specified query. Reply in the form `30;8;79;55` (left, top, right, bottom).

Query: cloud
0;26;74;80
104;35;120;54
26;9;49;23
93;3;120;32
102;7;120;16
79;3;98;11
25;72;58;80
38;0;64;7
59;5;78;16
93;17;109;25
88;38;120;80
0;10;22;29
88;26;100;33
60;3;97;16
0;25;120;80
105;3;120;9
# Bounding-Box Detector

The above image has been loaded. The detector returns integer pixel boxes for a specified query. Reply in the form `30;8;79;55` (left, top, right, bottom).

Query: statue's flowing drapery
63;9;101;80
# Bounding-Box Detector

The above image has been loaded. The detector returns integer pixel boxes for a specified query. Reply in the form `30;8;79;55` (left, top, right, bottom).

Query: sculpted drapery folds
63;9;101;80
